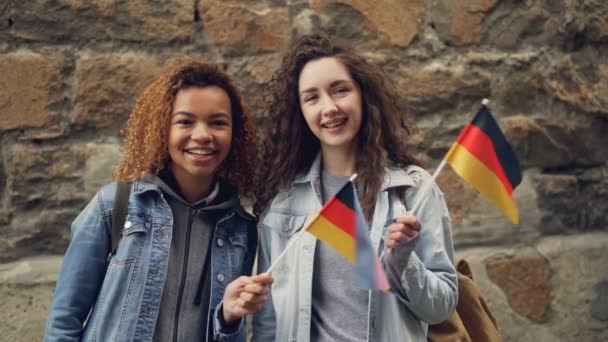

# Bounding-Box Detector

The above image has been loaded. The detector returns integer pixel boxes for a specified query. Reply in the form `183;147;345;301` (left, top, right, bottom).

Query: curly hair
114;57;258;199
256;34;418;218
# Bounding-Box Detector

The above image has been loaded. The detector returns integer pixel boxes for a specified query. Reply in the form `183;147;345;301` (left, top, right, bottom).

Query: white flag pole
432;159;447;180
265;174;359;274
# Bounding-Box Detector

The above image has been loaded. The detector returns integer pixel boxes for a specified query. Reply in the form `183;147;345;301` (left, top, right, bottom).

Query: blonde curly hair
114;57;258;199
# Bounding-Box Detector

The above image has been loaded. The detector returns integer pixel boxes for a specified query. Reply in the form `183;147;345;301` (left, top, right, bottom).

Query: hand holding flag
385;213;421;248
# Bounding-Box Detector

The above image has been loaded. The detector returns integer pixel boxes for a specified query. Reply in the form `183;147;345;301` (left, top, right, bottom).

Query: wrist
222;304;238;324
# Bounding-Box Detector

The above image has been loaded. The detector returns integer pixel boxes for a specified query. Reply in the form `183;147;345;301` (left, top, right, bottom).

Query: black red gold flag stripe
444;105;522;224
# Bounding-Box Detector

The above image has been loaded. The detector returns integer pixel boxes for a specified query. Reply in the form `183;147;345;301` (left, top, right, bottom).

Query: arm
44;190;111;342
382;180;458;324
250;219;277;342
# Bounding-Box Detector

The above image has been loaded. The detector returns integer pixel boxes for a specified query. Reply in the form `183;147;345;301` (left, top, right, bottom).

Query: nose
191;123;213;142
321;96;339;116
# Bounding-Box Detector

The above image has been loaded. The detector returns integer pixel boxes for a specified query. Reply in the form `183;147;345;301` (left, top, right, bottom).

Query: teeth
187;149;214;156
323;119;346;128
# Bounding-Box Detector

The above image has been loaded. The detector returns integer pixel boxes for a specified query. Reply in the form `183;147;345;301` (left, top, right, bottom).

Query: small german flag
444;103;522;224
306;177;389;290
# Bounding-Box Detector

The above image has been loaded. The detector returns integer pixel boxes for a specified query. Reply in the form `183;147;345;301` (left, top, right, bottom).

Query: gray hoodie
147;170;242;342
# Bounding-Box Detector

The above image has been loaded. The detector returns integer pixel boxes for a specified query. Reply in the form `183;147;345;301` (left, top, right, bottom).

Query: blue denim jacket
252;155;458;341
44;180;256;342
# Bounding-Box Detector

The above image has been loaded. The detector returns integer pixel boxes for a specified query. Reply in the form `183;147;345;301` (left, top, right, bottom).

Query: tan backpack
428;259;502;342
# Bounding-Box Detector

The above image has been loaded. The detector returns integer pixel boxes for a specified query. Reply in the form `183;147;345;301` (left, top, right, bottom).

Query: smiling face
298;57;363;157
168;85;232;193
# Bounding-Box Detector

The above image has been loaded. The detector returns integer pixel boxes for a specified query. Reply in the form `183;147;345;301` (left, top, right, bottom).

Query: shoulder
383;164;436;191
263;183;317;217
96;180;158;210
404;165;437;191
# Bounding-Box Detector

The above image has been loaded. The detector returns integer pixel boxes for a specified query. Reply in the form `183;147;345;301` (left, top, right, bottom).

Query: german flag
444;103;522;224
306;177;389;290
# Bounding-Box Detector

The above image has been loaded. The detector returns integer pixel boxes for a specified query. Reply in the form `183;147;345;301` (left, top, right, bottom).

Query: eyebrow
173;111;231;120
299;79;354;95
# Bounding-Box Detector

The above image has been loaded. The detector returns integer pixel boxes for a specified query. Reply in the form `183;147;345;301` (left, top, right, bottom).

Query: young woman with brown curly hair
252;34;457;341
44;57;271;342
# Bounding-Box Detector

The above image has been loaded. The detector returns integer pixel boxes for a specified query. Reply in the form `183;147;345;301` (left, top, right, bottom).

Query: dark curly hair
114;57;258;199
256;33;418;218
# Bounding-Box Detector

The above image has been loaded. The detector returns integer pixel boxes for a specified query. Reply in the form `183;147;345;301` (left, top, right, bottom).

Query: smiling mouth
321;118;347;129
185;148;215;156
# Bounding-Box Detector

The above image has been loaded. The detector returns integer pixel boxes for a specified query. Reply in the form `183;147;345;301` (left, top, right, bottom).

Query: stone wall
1;0;607;341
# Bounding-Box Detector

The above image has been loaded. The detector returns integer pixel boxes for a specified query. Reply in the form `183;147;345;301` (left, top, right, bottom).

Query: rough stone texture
435;168;478;224
431;0;499;46
591;280;608;321
71;53;161;130
542;55;608;115
201;1;289;57
5;144;88;208
458;233;608;342
312;0;426;48
0;52;63;131
502;115;608;169
10;0;194;45
533;166;608;234
226;54;282;113
0;1;10;43
446;168;542;248
0;257;61;342
0;209;10;226
395;65;492;121
1;1;607;340
553;0;608;50
3;142;120;260
486;254;552;323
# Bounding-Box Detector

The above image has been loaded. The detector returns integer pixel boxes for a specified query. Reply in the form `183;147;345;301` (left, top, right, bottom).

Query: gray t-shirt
310;170;369;342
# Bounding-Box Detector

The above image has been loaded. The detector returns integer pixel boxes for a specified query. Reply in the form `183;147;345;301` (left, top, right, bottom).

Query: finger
236;298;267;314
252;273;274;285
388;225;418;238
243;283;269;295
389;229;417;241
394;214;420;230
240;292;268;305
234;275;255;288
387;223;406;233
388;231;408;242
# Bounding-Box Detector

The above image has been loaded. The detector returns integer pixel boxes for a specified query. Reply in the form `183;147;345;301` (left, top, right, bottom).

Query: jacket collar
131;179;255;221
293;153;415;190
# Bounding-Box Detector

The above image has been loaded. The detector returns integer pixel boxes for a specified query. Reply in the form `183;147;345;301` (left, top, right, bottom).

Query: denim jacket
44;180;256;342
252;155;458;342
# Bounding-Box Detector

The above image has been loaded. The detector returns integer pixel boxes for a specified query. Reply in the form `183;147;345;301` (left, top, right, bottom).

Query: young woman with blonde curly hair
252;34;457;341
44;57;272;342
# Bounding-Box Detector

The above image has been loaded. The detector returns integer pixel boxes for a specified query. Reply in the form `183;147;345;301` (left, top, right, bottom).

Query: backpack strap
110;181;131;255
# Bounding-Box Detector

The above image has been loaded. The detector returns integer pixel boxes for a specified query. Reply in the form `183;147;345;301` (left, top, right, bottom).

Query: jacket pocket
225;232;248;278
261;211;308;237
110;208;149;265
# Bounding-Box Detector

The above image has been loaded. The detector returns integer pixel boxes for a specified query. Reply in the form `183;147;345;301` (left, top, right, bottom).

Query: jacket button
124;221;132;229
217;273;225;282
217;238;224;247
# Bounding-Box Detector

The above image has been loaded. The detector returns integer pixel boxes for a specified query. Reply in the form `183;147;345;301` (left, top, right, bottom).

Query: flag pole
265;174;359;274
432;98;490;181
432;160;446;179
265;214;315;274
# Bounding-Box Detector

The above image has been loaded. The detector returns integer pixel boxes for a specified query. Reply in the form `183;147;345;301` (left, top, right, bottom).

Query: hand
385;211;421;248
222;273;273;323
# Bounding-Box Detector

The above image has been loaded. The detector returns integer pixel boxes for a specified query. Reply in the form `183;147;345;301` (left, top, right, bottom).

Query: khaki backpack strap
110;181;131;255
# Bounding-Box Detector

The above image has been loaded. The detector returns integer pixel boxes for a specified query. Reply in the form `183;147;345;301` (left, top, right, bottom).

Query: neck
170;165;214;204
320;144;357;177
